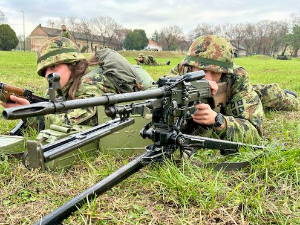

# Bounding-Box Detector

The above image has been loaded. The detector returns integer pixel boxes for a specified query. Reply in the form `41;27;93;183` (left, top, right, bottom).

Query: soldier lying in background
136;53;170;66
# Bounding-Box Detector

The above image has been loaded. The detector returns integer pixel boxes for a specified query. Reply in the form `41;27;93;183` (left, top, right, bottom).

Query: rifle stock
0;82;48;104
0;83;49;135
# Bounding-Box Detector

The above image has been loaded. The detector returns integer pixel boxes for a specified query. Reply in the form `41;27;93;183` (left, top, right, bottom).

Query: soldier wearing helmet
170;35;263;143
60;25;72;40
2;37;153;129
136;53;170;66
170;35;299;143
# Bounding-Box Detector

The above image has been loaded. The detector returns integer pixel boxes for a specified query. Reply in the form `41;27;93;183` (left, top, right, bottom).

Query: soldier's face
191;67;222;82
45;64;71;88
203;70;222;82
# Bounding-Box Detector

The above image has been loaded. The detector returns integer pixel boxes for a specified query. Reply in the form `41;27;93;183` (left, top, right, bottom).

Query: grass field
0;50;300;224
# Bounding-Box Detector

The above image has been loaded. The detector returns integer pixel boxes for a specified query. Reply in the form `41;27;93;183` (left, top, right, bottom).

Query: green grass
0;50;300;224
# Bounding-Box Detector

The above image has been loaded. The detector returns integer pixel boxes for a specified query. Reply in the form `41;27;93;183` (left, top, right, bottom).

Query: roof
148;40;160;47
230;41;247;51
31;25;105;42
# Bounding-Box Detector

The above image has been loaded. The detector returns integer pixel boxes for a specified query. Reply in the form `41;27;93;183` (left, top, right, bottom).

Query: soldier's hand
0;95;30;108
207;80;218;95
192;103;217;125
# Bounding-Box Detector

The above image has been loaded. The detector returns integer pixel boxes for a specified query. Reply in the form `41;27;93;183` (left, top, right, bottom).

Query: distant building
145;40;162;51
231;41;247;57
30;24;119;52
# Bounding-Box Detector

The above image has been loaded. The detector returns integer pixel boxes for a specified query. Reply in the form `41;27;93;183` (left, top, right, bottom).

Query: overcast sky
1;0;300;38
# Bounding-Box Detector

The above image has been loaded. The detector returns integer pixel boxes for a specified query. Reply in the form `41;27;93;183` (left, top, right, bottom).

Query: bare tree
186;19;293;57
90;16;121;49
47;17;81;44
46;18;63;29
159;25;184;51
66;16;81;44
224;23;246;50
46;19;56;28
188;23;218;40
268;21;289;56
79;18;92;53
255;20;277;55
59;17;67;27
0;10;7;24
290;13;300;26
243;23;257;55
113;23;127;49
177;37;190;52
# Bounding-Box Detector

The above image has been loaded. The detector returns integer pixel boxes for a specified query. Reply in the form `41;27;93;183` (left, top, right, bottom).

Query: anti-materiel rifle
2;72;264;224
0;82;49;135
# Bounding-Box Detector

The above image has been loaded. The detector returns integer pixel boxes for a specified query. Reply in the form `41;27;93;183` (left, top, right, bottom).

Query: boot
166;61;170;65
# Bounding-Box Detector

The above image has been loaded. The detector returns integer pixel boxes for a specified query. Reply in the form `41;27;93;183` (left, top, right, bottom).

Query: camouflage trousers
253;83;299;111
147;60;168;66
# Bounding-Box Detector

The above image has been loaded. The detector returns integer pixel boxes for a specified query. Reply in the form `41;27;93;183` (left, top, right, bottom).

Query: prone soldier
136;53;170;66
1;37;154;132
169;35;299;143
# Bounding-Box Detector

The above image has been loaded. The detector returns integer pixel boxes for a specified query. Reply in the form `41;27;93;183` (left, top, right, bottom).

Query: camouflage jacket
60;30;71;39
139;56;159;65
27;67;116;131
139;56;152;65
30;63;154;130
45;67;116;127
170;63;264;143
253;83;299;111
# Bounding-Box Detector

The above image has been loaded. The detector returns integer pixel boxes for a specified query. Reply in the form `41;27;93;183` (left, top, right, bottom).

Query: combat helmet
184;35;234;73
36;37;86;76
138;53;144;58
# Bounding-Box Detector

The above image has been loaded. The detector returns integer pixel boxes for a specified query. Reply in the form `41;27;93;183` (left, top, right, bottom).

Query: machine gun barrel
3;87;167;120
3;71;206;120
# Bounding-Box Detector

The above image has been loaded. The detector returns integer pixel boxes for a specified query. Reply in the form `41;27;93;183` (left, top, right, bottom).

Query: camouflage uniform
171;62;300;113
60;30;71;39
44;69;116;128
253;83;299;111
170;35;264;143
137;53;170;66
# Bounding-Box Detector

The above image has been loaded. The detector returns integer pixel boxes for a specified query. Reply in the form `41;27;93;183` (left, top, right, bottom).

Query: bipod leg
33;152;149;225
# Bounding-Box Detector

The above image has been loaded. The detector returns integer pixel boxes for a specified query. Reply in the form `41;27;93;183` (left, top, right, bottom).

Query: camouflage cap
138;53;144;58
36;37;86;76
184;35;234;74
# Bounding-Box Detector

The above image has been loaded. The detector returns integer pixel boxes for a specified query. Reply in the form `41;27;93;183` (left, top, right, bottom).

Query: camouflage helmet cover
36;37;86;76
184;35;234;73
138;53;144;58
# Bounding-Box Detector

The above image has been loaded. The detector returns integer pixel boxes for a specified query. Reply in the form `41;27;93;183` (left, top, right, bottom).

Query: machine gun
0;82;49;135
2;72;264;225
